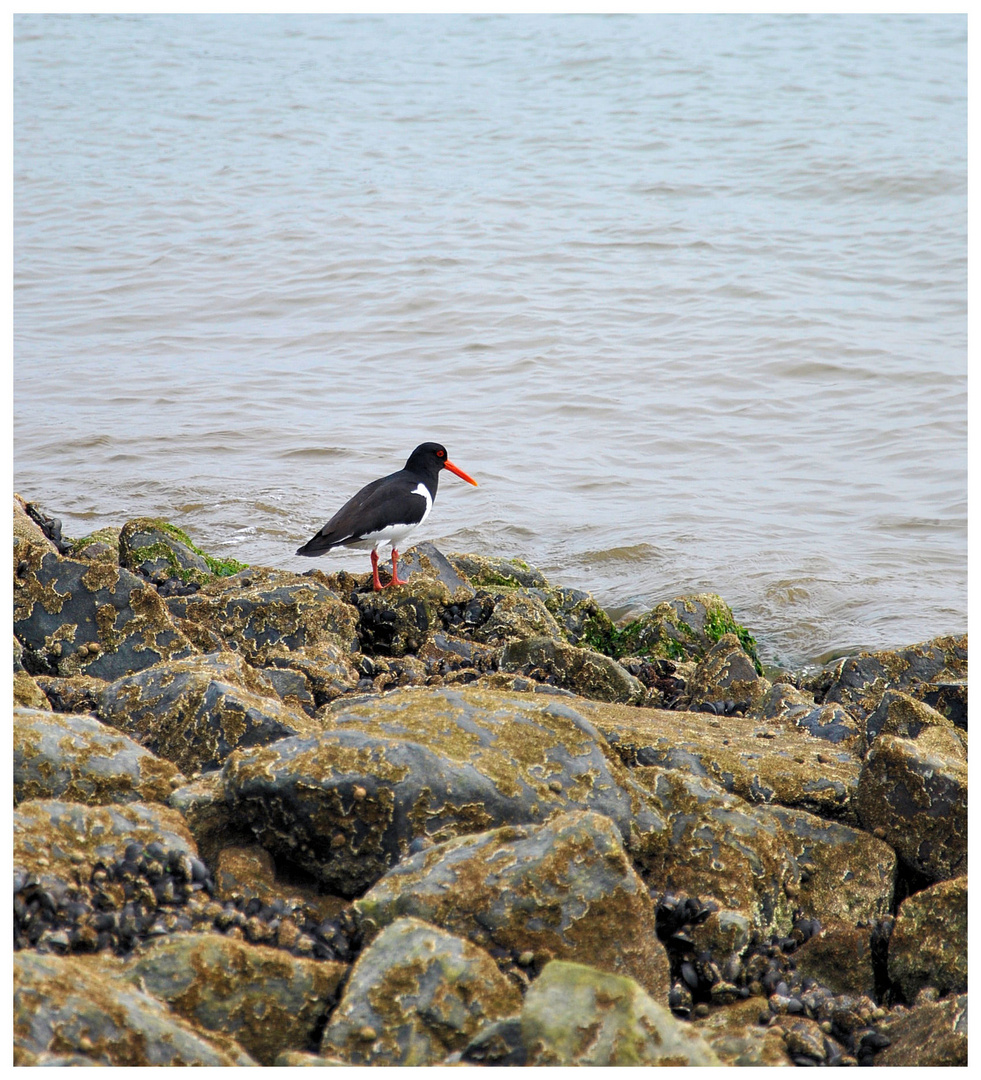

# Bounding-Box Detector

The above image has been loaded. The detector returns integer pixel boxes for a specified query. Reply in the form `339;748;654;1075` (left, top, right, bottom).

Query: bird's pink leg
370;549;385;591
387;548;409;587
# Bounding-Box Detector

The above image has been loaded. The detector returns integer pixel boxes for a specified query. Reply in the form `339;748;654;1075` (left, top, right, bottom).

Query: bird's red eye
437;449;445;458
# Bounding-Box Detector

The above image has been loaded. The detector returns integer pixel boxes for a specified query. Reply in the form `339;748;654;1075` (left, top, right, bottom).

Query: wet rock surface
11;499;969;1066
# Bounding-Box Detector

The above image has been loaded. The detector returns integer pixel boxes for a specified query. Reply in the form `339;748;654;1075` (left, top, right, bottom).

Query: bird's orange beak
445;460;478;486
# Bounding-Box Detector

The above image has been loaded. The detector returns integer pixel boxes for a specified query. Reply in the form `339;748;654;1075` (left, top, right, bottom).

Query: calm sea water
13;14;967;670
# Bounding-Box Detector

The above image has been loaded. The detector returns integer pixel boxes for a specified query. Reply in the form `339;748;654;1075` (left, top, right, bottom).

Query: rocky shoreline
13;495;967;1066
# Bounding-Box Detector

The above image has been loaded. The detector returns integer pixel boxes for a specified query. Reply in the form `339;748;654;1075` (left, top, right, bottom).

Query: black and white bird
295;442;478;590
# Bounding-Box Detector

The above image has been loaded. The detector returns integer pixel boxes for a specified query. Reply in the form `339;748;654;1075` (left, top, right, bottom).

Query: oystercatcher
295;442;478;590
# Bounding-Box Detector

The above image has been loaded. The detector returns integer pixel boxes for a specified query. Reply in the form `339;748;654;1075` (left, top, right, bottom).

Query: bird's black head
404;443;478;487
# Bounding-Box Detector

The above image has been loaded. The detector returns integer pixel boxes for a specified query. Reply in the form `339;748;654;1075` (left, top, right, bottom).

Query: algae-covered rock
14;540;196;680
579;699;862;822
260;642;362;707
165;567;358;664
221;686;668;897
766;805;896;926
687;632;771;713
791;922;878;998
501;634;646;703
320;917;521;1065
67;526;121;565
873;993;967;1067
14;706;185;806
856;730;966;882
355;810;670;998
864;687;966;752
631;766;802;937
887;876;967;1002
14;951;257;1066
518;960;721;1066
688;996;795;1066
119;517;216;584
810;635;967;724
352;577;453;656
471;590;567;645
448;552;550;590
14;494;60;553
98;652;323;775
125;932;346;1066
611;593;762;672
14;798;197;882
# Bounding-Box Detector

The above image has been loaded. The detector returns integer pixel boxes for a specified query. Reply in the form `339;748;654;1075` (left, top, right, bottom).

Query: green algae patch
120;518;247;585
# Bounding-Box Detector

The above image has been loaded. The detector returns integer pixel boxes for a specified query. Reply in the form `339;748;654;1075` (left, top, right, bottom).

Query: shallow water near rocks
13;14;966;670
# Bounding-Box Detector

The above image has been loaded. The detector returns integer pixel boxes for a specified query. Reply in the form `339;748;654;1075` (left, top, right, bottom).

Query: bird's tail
295;534;336;557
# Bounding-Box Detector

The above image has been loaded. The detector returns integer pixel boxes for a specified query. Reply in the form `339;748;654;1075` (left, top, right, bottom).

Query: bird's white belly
351;483;432;553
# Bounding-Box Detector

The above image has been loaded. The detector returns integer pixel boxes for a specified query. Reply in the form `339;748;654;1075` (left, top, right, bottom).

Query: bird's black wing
295;472;429;556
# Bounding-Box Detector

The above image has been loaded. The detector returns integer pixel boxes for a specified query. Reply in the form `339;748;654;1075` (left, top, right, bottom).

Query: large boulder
515;960;720;1066
320;917;521;1065
14;707;184;806
856;728;967;882
14;540;195;680
221;686;668;897
124;933;346;1066
14;951;256;1066
164;568;358;664
500;635;646;703
355;810;670;998
809;635;967;725
887;876;967;1003
579;699;862;822
98;652;323;775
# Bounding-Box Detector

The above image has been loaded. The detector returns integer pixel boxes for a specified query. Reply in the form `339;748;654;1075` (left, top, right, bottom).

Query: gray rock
14;706;184;806
812;635;967;724
687;632;770;713
857;729;967;882
888;876;967;1002
501;634;646;703
873;993;967;1067
517;960;720;1066
98;652;322;775
14;541;195;680
355;809;670;998
14;951;257;1066
124;933;346;1066
320;917;521;1065
119;517;212;582
221;686;668;897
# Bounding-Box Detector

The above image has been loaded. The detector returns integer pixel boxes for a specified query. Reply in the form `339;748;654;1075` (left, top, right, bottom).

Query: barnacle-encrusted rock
631;766;802;936
501;635;646;703
810;635;967;724
14;669;51;709
119;517;213;583
221;686;668;897
14;951;257;1066
14;540;196;680
98;652;323;775
686;996;795;1066
471;591;567;645
14;798;197;882
864;687;966;751
14;494;59;553
124;932;346;1066
791;922;878;998
352;578;453;656
766;805;896;925
320;917;521;1065
873;993;967;1066
355;810;670;998
392;541;475;597
887;876;967;1002
448;552;550;590
261;642;361;707
687;632;771;713
14;706;184;806
164;568;358;664
579;700;862;822
517;960;720;1066
67;527;121;565
856;728;967;882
